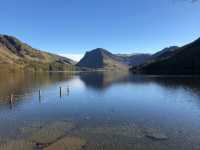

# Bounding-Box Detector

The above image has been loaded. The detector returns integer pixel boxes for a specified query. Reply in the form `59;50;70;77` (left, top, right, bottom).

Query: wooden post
59;86;62;98
9;94;14;109
67;86;70;96
39;89;41;102
10;94;14;104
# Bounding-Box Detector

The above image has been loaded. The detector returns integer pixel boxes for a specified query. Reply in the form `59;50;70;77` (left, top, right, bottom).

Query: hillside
77;48;128;70
0;35;76;72
150;46;179;60
117;53;152;66
131;38;200;74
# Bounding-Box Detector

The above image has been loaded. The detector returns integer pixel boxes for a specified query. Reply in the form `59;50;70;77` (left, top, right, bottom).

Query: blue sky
0;0;200;60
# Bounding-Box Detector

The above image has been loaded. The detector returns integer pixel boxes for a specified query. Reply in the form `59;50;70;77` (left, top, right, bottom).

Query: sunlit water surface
0;72;200;150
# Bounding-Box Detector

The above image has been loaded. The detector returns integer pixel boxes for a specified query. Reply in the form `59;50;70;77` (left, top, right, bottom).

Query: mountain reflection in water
0;72;200;150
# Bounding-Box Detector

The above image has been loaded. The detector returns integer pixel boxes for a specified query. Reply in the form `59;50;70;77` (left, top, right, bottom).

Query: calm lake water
0;72;200;150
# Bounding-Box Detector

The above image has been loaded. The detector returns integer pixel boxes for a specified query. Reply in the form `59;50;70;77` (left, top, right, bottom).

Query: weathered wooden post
67;86;70;96
59;86;62;98
9;94;14;109
10;94;14;104
38;89;41;102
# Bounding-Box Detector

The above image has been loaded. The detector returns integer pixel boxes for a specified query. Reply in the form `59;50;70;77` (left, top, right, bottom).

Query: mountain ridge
1;34;200;74
77;48;129;70
0;34;76;72
131;37;200;74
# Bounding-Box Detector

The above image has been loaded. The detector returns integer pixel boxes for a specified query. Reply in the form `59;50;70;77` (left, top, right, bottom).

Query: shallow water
0;72;200;149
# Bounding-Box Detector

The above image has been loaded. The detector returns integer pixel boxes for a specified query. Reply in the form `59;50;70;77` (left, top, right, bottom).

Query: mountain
150;46;179;60
131;38;200;74
76;48;128;70
117;53;152;66
0;35;76;72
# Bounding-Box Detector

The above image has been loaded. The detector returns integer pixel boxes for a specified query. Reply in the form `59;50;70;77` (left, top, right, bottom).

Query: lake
0;72;200;150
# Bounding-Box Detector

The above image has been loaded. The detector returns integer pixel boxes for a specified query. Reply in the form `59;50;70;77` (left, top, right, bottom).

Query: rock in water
0;140;34;150
29;121;74;144
44;136;86;150
145;128;168;141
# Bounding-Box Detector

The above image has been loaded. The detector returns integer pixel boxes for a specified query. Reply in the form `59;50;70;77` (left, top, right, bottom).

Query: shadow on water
152;76;200;93
79;71;200;94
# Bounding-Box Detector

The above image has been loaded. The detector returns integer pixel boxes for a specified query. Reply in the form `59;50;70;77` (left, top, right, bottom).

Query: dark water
0;72;200;149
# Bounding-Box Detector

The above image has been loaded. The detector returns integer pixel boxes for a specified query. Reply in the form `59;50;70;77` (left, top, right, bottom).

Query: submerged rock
44;136;86;150
84;116;91;120
0;140;34;150
19;121;46;137
80;124;143;138
145;128;168;141
29;121;75;144
20;127;41;137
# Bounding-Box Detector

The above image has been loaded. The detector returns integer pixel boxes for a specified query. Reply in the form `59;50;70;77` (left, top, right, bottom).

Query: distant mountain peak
132;37;200;74
77;48;128;70
86;48;111;55
92;48;107;51
151;46;179;59
194;37;200;42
